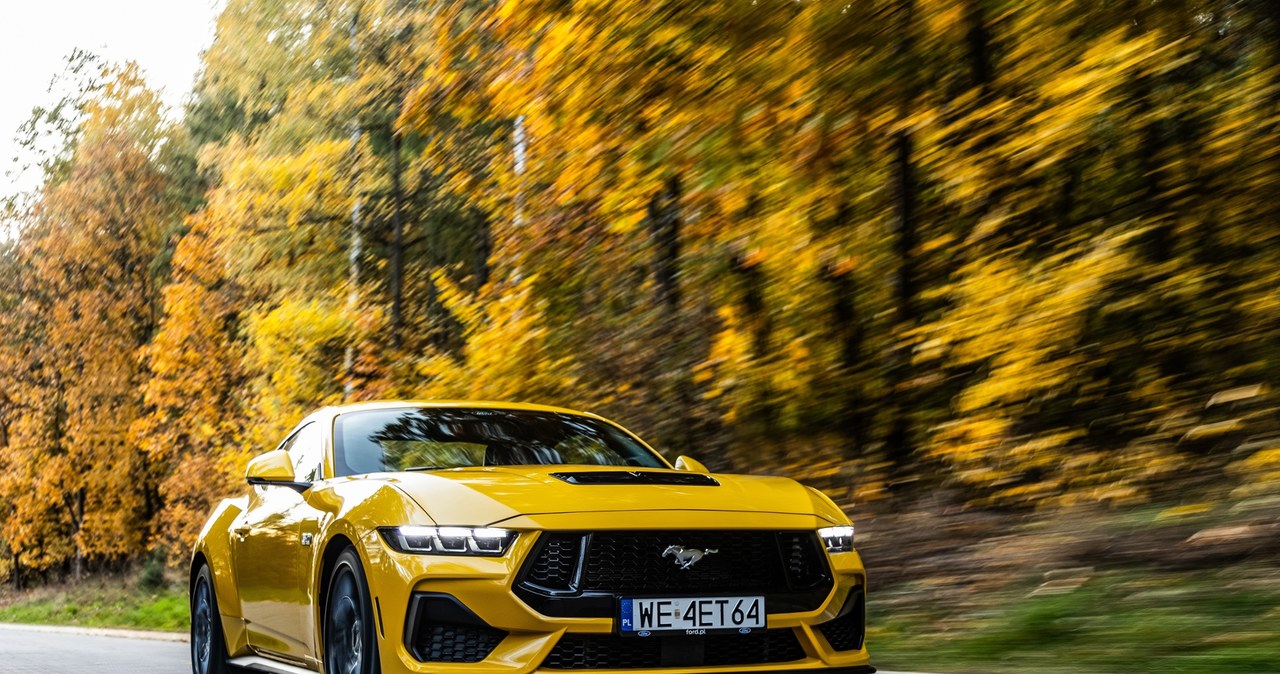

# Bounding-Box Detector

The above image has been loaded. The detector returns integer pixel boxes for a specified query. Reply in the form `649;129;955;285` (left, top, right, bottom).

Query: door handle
233;526;251;541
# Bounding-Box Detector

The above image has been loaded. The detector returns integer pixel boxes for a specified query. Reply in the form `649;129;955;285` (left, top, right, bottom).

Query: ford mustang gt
190;401;872;674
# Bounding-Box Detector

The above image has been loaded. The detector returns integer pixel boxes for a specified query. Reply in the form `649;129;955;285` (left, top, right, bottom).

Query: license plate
619;596;765;636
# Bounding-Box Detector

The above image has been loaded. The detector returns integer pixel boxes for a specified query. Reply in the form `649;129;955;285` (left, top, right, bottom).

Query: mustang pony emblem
662;545;719;569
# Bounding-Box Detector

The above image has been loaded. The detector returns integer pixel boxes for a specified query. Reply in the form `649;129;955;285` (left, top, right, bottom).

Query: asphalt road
0;624;917;674
0;625;188;673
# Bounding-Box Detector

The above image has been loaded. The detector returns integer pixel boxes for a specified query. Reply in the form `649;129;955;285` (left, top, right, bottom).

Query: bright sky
0;0;223;198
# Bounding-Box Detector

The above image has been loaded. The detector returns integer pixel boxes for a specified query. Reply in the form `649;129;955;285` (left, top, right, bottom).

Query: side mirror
674;455;710;473
246;450;310;493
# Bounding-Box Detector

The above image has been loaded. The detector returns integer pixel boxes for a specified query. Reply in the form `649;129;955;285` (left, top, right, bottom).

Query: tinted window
332;407;664;477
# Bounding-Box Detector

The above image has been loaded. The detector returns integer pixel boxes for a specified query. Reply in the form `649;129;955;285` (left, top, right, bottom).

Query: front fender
313;478;435;569
309;480;434;648
192;495;252;657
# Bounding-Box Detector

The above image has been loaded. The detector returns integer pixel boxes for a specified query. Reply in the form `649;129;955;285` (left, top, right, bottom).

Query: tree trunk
648;175;682;313
887;127;918;472
826;263;868;458
67;488;85;583
731;251;778;459
885;0;921;475
474;211;492;290
964;0;992;95
389;129;405;349
513;115;528;231
342;8;363;400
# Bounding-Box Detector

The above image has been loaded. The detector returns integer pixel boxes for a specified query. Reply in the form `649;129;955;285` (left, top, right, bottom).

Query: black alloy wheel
191;564;231;674
325;548;381;674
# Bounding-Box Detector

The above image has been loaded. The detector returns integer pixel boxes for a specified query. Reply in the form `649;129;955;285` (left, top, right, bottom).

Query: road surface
0;624;188;673
0;624;917;674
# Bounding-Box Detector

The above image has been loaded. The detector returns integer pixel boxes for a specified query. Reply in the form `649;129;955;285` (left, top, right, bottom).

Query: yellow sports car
189;401;872;674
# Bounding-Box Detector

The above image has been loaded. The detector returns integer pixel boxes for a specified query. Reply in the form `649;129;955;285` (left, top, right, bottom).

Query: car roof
317;400;607;420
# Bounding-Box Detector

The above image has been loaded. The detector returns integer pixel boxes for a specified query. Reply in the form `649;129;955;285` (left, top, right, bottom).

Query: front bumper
359;514;872;674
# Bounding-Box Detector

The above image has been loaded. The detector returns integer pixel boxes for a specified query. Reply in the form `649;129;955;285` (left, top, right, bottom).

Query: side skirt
227;655;319;674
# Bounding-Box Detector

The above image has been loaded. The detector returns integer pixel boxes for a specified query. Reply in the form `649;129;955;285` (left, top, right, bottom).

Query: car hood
367;465;846;527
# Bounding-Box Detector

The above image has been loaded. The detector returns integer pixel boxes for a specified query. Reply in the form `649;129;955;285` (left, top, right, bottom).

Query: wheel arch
317;532;358;627
191;498;246;619
189;550;209;591
189;497;252;659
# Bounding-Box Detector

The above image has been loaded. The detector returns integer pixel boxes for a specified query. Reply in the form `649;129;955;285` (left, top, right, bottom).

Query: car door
233;420;327;664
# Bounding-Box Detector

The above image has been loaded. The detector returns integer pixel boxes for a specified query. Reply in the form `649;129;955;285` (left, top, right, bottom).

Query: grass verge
0;576;187;632
868;565;1280;674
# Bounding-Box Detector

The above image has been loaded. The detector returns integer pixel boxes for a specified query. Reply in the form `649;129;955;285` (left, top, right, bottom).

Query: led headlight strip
818;525;855;553
379;525;517;556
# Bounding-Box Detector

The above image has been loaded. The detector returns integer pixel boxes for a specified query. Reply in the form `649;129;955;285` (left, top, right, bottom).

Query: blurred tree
130;210;251;560
0;64;176;578
8;0;1280;579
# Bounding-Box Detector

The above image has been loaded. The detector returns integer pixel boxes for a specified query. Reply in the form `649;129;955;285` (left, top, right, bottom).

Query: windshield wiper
402;465;451;472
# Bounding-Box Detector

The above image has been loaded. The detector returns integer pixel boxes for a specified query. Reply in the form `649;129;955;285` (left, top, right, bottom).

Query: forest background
1;1;1279;672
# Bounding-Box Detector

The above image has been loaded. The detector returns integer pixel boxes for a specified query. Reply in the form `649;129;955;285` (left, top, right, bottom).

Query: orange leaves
130;211;250;559
0;65;176;571
7;0;1280;579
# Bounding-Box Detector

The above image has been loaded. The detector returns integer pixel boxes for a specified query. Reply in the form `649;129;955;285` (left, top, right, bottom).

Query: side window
287;422;326;483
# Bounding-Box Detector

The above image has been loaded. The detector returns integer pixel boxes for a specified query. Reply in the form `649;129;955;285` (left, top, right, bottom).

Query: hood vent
550;471;719;486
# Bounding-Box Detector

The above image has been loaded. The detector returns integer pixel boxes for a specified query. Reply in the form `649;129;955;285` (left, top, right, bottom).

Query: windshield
332;407;667;477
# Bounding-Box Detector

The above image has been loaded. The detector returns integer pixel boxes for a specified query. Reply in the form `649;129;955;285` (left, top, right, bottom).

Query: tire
324;548;381;674
191;563;231;674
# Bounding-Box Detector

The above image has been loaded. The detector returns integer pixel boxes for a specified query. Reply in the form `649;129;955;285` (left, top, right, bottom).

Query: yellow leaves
1183;420;1244;442
226;140;353;231
416;275;582;405
246;298;353;442
920;0;966;40
1235;447;1280;473
1156;503;1214;520
127;210;252;558
702;306;754;413
1228;444;1280;499
926;234;1140;503
541;17;590;72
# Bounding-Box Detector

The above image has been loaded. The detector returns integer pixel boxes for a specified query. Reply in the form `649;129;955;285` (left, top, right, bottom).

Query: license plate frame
618;595;766;636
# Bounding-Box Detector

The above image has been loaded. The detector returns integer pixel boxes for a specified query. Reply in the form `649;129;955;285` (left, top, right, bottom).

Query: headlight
818;525;855;553
378;526;517;556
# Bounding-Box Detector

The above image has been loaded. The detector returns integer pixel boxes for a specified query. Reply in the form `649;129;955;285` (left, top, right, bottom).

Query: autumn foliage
2;0;1280;581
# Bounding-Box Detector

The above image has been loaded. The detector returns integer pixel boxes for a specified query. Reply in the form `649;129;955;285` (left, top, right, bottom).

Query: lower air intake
405;593;507;663
816;588;865;652
542;629;806;669
412;623;506;663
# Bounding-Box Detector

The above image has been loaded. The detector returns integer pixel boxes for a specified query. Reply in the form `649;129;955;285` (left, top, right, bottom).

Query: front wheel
191;564;231;674
324;548;381;674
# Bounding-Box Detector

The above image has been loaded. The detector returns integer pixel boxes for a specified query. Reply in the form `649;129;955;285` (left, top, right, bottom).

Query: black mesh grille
704;629;807;665
524;533;582;590
816;589;865;652
543;633;663;669
515;530;833;617
582;531;791;593
411;623;506;663
542;629;806;669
